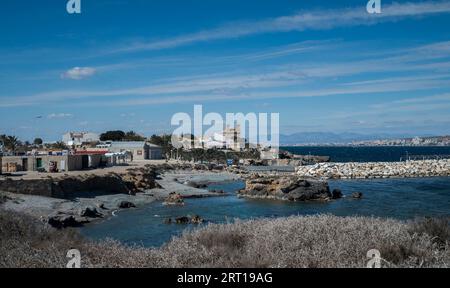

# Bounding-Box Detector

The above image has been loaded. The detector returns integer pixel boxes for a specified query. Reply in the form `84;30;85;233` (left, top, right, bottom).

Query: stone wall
296;159;450;179
0;166;161;199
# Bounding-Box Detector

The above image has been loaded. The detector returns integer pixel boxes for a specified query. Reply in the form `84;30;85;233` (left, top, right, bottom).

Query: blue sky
1;0;450;141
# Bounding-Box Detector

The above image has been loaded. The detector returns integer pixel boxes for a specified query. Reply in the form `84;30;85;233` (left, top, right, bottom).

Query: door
36;158;43;168
22;158;28;171
81;155;89;169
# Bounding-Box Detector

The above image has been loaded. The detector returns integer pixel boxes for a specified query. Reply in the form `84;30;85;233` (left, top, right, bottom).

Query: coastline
2;158;450;230
0;162;240;227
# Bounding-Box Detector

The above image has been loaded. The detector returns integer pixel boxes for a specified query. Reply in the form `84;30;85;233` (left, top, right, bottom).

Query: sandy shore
0;168;240;225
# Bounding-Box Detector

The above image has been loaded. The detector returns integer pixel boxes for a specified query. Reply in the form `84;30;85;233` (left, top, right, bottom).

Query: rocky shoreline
296;159;450;179
0;163;237;228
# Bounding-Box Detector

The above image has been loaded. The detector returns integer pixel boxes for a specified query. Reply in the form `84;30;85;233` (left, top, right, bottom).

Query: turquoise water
80;177;450;247
282;146;450;162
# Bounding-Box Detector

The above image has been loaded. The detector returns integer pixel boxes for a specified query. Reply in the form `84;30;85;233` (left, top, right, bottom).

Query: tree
124;131;145;141
100;130;126;141
47;141;68;150
33;138;43;145
149;134;174;158
0;135;20;152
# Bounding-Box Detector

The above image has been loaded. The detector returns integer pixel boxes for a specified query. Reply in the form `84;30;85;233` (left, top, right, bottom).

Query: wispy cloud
47;113;73;119
371;92;450;108
61;67;96;80
110;1;450;53
2;38;450;108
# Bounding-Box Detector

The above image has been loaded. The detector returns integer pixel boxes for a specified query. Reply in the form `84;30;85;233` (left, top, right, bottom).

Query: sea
282;146;450;162
80;146;450;247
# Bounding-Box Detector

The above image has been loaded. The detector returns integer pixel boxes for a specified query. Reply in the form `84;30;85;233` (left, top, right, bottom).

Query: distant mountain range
280;132;434;145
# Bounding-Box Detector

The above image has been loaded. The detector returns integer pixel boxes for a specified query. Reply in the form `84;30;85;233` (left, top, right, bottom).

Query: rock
97;203;107;210
352;192;363;199
48;213;87;228
118;201;136;208
296;159;450;179
191;215;203;224
238;175;331;201
171;215;204;224
80;207;102;218
184;180;207;188
163;192;184;206
184;181;199;188
210;189;225;194
332;189;343;199
175;216;190;224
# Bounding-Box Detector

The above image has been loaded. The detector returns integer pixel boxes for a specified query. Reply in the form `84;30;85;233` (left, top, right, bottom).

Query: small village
0;126;285;176
0;131;163;175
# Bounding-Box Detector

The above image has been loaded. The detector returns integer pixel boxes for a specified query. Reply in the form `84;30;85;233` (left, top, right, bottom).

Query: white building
62;132;100;146
201;126;245;151
108;141;162;160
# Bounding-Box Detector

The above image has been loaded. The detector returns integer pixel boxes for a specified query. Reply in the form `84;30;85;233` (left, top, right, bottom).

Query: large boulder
48;212;87;228
118;201;136;208
238;175;331;201
332;189;343;199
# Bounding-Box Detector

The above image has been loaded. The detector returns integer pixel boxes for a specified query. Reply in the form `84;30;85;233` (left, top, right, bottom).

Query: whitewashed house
62;132;100;146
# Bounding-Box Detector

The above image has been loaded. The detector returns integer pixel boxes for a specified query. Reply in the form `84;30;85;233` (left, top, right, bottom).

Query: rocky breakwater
296;159;450;179
238;174;331;201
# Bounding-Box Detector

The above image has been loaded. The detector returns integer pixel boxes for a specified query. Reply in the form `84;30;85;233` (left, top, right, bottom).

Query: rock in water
118;201;136;208
332;189;343;199
171;215;204;224
191;215;203;224
175;216;190;224
352;192;363;199
238;175;331;201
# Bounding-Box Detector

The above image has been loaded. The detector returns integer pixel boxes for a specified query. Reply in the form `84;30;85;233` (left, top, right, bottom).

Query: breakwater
296;159;450;179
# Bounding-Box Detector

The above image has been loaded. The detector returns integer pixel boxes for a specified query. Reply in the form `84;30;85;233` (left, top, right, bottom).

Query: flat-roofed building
62;132;100;146
108;142;162;160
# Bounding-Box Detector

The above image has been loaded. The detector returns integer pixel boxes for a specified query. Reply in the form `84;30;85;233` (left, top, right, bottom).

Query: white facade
62;132;100;146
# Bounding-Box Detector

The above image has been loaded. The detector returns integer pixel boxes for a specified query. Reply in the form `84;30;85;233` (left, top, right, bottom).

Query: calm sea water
81;177;450;247
282;146;450;162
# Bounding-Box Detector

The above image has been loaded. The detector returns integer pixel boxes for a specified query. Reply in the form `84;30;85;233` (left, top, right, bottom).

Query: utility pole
0;141;3;175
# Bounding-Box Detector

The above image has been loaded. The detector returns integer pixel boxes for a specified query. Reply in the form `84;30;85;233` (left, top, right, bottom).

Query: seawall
296;159;450;179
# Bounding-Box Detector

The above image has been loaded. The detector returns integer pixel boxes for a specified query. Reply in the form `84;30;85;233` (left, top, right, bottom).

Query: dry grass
0;211;448;268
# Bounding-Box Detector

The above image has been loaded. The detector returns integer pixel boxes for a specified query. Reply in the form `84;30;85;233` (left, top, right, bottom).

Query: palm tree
3;136;20;153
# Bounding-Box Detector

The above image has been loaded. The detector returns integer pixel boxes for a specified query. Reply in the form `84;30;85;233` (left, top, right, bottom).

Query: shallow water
80;177;450;247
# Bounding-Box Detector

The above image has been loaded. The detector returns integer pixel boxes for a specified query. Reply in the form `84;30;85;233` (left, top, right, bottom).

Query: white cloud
47;113;73;119
2;39;450;108
61;67;96;80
